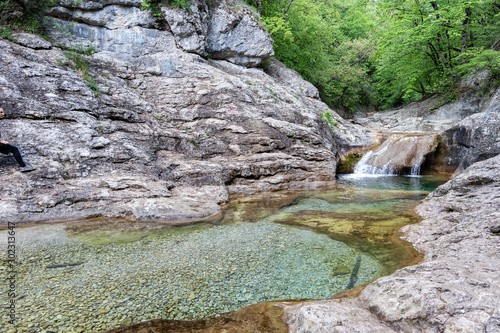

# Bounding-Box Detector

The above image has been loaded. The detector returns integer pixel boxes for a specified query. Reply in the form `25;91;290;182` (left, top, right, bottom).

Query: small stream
0;177;447;333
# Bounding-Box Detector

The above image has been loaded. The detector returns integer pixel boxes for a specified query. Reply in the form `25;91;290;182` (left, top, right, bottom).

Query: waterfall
353;146;398;175
353;133;439;176
410;156;423;176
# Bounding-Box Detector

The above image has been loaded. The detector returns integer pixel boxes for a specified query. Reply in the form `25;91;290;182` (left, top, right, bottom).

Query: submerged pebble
1;218;382;332
1;183;444;333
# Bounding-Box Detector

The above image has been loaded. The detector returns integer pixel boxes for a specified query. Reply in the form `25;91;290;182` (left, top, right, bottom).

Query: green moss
336;152;363;174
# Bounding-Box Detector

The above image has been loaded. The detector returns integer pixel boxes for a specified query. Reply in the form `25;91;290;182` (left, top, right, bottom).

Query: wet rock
354;133;439;175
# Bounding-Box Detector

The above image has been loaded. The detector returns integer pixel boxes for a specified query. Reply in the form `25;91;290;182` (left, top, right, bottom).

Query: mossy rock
337;152;363;174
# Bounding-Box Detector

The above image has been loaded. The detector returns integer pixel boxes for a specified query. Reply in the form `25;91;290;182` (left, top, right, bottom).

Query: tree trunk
461;7;472;52
253;0;262;15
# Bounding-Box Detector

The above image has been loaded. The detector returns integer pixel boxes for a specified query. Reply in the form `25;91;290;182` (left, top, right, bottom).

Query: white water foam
353;146;398;176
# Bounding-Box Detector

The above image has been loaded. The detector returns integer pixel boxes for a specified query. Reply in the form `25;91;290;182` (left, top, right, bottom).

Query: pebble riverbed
1;210;383;333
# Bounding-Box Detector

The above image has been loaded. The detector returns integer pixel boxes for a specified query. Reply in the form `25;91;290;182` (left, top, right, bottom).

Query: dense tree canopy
2;0;499;111
259;0;500;111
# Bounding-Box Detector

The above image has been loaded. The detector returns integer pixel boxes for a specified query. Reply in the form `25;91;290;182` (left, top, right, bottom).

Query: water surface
338;174;449;192
0;176;447;332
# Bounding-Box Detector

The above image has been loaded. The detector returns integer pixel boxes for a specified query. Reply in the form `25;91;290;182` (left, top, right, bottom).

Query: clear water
1;176;448;332
337;174;449;192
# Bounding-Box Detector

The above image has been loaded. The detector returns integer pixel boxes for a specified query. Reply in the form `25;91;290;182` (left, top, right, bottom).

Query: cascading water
353;133;439;176
353;146;398;175
409;156;423;176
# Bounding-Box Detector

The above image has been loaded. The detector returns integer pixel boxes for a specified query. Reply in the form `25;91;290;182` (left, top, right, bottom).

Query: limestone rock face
160;2;208;56
47;4;159;30
11;33;52;49
48;0;273;67
440;87;500;172
0;0;370;224
284;154;500;333
264;58;319;99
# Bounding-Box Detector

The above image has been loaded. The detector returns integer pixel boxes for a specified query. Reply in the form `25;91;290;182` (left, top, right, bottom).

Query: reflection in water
337;174;449;192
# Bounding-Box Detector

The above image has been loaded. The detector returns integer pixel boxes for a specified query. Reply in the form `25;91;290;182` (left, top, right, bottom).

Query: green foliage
0;0;57;38
84;75;100;96
62;44;100;96
261;0;376;111
142;0;163;19
321;110;339;130
169;0;191;10
372;0;500;108
47;19;77;37
337;152;363;174
237;0;259;14
261;0;500;111
0;26;16;42
97;122;105;133
141;0;191;20
456;48;500;79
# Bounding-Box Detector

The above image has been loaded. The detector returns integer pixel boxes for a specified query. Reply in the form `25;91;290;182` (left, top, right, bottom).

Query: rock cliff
0;0;371;224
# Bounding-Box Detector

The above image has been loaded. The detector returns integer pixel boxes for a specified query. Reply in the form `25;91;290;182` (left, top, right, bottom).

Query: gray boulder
440;86;500;172
46;4;159;30
206;3;274;67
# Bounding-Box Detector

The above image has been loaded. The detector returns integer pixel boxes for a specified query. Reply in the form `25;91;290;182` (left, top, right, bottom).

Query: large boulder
440;86;500;172
160;1;208;56
206;3;274;67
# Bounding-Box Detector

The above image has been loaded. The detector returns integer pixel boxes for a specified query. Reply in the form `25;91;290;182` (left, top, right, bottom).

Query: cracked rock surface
0;1;371;224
